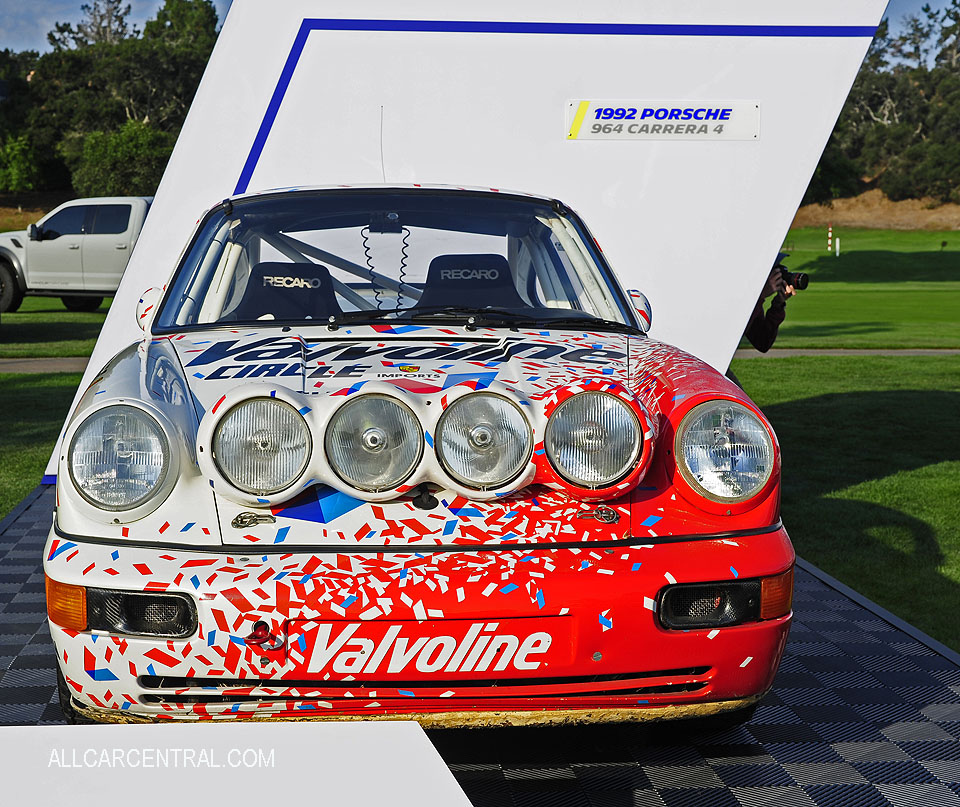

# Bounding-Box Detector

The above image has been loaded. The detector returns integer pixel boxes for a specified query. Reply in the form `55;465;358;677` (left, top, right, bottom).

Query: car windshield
154;189;635;331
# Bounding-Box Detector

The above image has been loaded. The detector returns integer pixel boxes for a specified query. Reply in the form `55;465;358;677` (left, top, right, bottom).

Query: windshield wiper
422;308;642;334
328;305;532;328
516;315;643;335
329;307;407;324
328;306;641;334
406;306;537;326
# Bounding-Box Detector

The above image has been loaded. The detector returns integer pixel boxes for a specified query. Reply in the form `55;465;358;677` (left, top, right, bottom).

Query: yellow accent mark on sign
567;101;590;140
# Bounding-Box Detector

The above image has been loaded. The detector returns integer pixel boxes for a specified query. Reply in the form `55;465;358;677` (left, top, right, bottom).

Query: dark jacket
744;296;786;353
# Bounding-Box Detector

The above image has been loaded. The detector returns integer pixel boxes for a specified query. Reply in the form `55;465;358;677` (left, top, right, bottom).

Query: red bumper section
47;528;794;724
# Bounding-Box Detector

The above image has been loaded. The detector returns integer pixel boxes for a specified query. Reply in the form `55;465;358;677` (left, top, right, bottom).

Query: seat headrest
229;261;342;321
416;253;527;309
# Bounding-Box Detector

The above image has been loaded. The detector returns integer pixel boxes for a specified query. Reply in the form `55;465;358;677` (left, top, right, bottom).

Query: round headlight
325;395;422;492
213;398;311;495
437;393;532;490
545;392;641;488
68;405;169;510
675;400;774;502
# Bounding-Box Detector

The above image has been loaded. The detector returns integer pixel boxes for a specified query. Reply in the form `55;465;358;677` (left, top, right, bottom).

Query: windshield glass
155;189;634;331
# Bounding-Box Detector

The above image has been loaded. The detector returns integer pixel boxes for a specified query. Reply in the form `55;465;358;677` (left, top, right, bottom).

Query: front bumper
45;525;794;724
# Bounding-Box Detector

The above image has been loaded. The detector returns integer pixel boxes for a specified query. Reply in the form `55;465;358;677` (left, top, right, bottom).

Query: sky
0;1;948;54
886;0;950;34
0;0;233;53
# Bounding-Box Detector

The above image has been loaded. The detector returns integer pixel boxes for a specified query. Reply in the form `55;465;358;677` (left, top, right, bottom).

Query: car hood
170;324;633;415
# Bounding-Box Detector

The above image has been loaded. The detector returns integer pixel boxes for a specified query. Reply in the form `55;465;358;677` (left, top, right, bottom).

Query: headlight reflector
68;405;169;510
676;400;774;502
214;398;311;495
545;392;641;488
437;394;532;489
325;395;422;491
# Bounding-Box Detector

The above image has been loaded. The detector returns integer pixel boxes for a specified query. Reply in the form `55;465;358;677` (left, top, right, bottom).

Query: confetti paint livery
45;190;793;724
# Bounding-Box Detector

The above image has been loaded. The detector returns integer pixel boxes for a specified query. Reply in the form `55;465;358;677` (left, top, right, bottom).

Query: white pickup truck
0;196;151;312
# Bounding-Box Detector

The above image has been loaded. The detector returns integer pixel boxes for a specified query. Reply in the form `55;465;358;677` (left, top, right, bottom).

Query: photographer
744;254;800;353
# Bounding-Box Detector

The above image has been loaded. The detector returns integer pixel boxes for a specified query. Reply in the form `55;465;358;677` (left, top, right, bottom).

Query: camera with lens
778;266;809;291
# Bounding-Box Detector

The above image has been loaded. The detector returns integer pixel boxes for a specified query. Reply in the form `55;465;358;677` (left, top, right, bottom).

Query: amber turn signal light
760;567;794;620
46;576;87;631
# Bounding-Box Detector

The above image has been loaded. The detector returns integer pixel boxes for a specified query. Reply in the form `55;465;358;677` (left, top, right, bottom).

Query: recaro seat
415;254;528;310
228;261;343;321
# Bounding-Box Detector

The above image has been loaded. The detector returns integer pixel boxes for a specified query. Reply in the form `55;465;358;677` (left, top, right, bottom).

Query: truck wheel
0;262;24;313
61;296;103;312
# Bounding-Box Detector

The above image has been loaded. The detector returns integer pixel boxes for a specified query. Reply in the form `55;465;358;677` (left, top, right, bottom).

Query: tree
111;1;220;130
144;0;218;53
891;5;940;68
936;0;960;69
71;120;176;196
0;49;38;141
48;0;135;50
26;45;125;161
21;0;220;191
0;135;40;193
863;17;893;73
802;8;960;207
800;143;861;205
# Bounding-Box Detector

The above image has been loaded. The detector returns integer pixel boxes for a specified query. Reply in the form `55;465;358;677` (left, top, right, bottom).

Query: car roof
227;183;553;205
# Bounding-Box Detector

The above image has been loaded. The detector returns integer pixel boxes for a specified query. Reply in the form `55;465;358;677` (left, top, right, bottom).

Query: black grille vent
139;667;711;704
87;589;196;638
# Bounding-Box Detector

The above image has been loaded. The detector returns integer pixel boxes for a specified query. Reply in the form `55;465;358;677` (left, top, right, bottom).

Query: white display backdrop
1;722;471;806
47;0;888;475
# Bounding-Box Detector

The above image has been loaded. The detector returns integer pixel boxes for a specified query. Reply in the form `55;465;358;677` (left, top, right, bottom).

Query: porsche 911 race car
44;186;794;725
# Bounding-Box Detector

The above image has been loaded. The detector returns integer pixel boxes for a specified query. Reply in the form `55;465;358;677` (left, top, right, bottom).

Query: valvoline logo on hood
171;326;632;413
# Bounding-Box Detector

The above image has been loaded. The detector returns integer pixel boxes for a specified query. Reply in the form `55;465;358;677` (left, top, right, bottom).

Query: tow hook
244;620;284;651
231;512;276;529
575;505;620;524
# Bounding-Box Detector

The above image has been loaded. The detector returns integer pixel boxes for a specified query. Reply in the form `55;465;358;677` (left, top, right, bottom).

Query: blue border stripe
234;17;877;194
234;19;313;195
301;19;877;37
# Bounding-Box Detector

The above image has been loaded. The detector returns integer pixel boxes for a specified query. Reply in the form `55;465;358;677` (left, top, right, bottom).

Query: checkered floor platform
3;486;960;806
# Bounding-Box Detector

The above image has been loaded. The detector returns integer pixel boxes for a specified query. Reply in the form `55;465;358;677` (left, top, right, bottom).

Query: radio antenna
379;105;386;183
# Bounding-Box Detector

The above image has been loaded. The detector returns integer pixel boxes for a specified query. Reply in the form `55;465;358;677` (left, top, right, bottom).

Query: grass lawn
783;227;960;261
0;373;82;520
0;296;111;358
769;227;960;349
731;354;960;652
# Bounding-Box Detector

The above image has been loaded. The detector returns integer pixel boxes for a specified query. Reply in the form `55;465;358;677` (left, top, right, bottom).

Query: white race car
45;186;792;725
